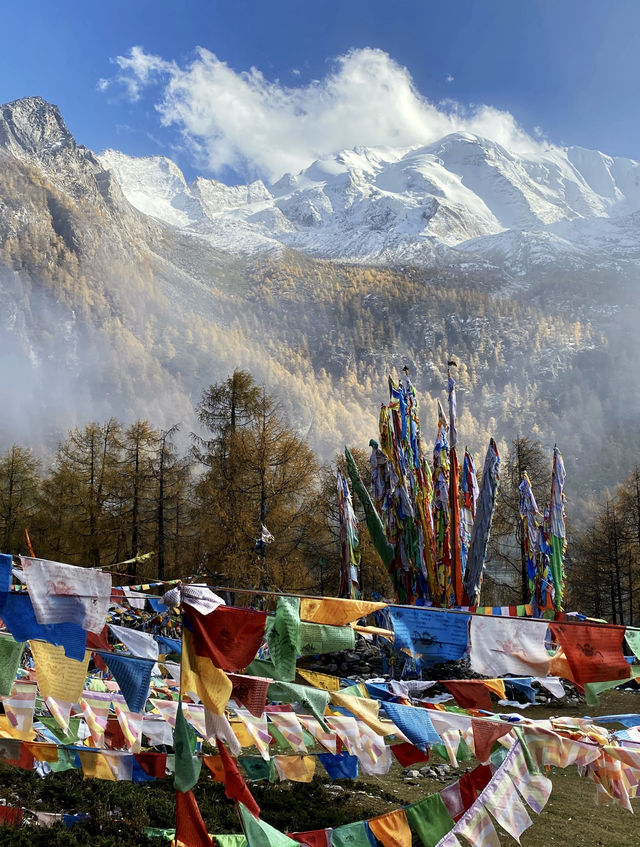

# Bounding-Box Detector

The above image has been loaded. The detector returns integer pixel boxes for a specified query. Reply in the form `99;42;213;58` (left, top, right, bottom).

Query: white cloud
446;73;454;83
104;46;548;181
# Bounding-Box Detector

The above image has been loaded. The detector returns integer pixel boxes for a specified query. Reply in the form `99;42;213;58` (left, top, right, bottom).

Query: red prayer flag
471;719;512;763
289;830;330;847
458;764;493;811
550;623;629;684
0;805;23;825
134;752;167;777
175;789;213;847
228;673;271;717
443;680;493;710
217;740;260;817
390;742;429;767
184;605;267;672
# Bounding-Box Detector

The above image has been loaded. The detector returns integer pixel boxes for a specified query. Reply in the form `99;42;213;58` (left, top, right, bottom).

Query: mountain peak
0;96;75;158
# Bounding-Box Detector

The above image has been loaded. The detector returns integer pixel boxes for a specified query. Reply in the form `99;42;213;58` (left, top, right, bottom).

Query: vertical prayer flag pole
447;361;463;606
550;445;567;611
337;470;362;598
463;439;501;606
519;471;541;611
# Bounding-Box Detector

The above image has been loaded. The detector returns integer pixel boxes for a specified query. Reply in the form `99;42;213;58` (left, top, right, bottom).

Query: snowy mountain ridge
99;133;640;271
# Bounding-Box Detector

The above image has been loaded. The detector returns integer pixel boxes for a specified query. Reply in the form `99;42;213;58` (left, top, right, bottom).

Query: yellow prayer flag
181;629;232;715
300;597;386;626
0;715;35;741
329;692;394;737
77;750;117;781
273;754;316;783
23;741;58;762
483;679;506;700
29;641;90;703
296;668;341;691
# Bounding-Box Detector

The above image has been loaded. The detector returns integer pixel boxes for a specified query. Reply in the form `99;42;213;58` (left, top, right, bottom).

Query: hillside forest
0;367;634;619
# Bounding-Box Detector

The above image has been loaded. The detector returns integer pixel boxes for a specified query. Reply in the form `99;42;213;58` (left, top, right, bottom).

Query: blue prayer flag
387;606;469;667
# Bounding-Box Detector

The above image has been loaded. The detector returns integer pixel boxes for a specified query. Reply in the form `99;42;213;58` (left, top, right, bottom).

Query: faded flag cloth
329;692;393;737
453;805;501;847
21;557;111;634
0;635;25;696
0;592;86;660
273;755;316;783
239;802;299;847
469;616;550;677
387;607;469;667
108;625;159;661
550;622;629;685
368;809;412;847
382;702;441;751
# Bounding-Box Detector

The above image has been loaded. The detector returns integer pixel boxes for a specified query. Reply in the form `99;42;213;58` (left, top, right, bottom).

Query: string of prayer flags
0;635;25;696
267;597;301;682
101;652;154;713
297;715;338;754
173;699;202;793
469;616;550;677
238;802;299;847
550;622;629;684
299;597;386;627
183;604;267;673
387;607;469;667
0;592;87;660
217;740;261;816
382;702;441;751
21;556;111;633
175;789;214;847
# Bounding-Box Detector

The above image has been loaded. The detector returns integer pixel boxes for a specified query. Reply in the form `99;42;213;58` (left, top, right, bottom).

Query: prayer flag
550;623;629;685
175;789;213;847
21;556;111;633
0;635;25;696
173;699;202;792
217;740;260;816
101;652;154;713
369;809;412;847
183;604;267;673
299;596;386;627
238;802;299;847
382;702;441;751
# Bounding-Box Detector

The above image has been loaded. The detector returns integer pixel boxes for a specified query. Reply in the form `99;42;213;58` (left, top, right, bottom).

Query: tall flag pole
433;398;451;604
519;471;541;610
463;439;500;606
337;470;361;599
550;445;567;611
447;362;463;606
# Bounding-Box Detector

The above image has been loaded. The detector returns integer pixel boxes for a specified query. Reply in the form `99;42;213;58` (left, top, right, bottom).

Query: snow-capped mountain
99;134;640;272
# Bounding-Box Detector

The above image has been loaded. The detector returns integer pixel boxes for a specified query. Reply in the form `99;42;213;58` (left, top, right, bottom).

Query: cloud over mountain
103;46;548;182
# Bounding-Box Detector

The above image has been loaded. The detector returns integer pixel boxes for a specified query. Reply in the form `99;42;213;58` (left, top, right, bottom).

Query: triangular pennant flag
175;789;213;847
472;719;513;764
217;740;260;816
102;652;154;713
238;802;299;846
115;703;143;753
173;699;202;793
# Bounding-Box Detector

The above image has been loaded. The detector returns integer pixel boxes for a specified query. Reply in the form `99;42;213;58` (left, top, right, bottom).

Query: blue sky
2;1;640;183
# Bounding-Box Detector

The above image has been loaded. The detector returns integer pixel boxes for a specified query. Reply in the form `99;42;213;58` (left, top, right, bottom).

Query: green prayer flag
143;827;176;841
48;748;79;772
215;837;248;847
299;622;355;655
625;628;640;660
39;717;82;745
331;820;375;847
245;658;279;679
239;802;299;847
240;756;273;781
0;635;25;697
267;681;330;729
550;534;564;610
173;698;202;792
345;447;394;569
405;794;454;847
267;597;301;682
584;667;640;707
